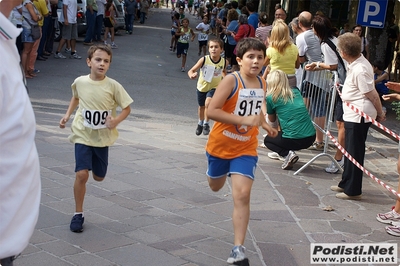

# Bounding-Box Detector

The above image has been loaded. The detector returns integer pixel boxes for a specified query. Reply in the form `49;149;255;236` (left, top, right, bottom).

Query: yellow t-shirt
196;55;225;92
33;0;48;26
69;75;133;147
266;43;298;75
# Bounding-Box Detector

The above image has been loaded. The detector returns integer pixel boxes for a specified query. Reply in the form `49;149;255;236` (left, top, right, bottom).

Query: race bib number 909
82;109;111;129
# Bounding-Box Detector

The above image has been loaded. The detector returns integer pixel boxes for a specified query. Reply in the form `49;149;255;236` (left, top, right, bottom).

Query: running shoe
377;209;400;225
227;245;248;265
325;158;344;174
268;152;285;161
281;150;299;170
70;214;84;233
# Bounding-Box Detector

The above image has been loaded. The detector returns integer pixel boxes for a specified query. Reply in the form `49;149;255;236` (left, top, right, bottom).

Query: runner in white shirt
196;15;210;56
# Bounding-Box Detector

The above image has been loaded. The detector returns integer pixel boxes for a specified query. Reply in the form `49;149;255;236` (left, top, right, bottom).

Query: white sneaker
54;52;66;59
70;53;82;59
281;150;299;170
325;158;344;174
268;152;285;161
111;43;118;49
64;47;71;53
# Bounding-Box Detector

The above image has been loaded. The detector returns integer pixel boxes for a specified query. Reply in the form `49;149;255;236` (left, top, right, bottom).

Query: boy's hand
59;115;69;128
105;116;118;129
188;71;198;79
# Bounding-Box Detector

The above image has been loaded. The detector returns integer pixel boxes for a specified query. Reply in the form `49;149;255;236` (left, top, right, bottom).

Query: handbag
23;15;41;40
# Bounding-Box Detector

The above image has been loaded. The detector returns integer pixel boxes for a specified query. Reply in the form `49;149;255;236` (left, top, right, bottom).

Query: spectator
10;4;23;53
231;14;255;71
103;0;117;48
339;23;350;35
0;1;41;265
139;0;149;24
34;0;49;61
352;24;369;60
264;70;316;170
83;0;97;45
305;15;346;172
224;9;239;71
43;0;58;55
330;33;385;200
261;19;299;88
372;60;390;99
246;1;258;30
255;11;271;46
274;7;286;22
94;0;106;41
124;0;137;34
386;14;399;79
21;0;42;78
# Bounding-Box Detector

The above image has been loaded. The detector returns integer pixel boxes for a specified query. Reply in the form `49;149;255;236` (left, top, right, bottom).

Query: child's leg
182;54;186;68
74;169;90;212
202;44;206;56
231;174;253;245
111;27;115;42
198;105;205;121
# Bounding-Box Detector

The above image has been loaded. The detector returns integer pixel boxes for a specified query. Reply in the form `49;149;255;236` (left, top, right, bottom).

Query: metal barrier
293;69;340;175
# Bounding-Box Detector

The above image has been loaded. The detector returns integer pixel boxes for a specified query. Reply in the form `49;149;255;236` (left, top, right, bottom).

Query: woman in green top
264;70;316;170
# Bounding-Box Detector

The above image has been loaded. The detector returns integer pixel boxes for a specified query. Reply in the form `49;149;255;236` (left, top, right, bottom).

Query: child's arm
386;82;400;93
374;72;389;84
188;57;204;79
207;75;261;126
190;28;195;41
59;96;79;128
382;93;400;102
260;110;278;137
105;105;131;129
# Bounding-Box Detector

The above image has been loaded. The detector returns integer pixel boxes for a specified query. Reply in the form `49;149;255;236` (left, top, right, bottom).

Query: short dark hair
235;37;266;59
372;60;385;70
87;44;112;62
208;37;224;49
246;2;256;12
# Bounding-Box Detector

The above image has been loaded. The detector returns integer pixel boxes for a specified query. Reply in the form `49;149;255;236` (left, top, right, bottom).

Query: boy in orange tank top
206;38;278;265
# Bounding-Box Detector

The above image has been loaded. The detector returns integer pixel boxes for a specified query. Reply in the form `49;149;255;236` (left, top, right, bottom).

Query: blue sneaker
70;214;84;233
227;245;249;265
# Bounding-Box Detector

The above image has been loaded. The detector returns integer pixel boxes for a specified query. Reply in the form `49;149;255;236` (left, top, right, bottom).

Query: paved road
15;6;400;266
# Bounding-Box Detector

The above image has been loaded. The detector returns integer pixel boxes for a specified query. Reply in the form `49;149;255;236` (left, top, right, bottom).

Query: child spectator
170;12;180;51
103;0;117;48
195;15;210;56
188;38;226;136
263;70;316;169
175;17;195;71
372;60;389;98
394;51;400;82
205;37;278;265
59;45;133;233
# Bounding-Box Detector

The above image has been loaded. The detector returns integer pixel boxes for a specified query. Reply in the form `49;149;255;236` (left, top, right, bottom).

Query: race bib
82;109;111;129
233;89;264;116
199;32;208;41
202;65;215;83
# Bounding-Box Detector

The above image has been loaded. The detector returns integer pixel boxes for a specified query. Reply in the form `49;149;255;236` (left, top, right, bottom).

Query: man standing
124;0;137;34
54;0;82;59
246;2;258;30
94;0;106;42
0;0;41;265
83;0;98;45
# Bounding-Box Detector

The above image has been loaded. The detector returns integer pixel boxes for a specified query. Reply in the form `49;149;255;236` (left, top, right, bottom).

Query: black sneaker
70;214;84;233
203;123;210;135
196;124;203;135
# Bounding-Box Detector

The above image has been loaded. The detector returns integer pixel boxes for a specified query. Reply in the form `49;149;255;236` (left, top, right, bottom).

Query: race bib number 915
234;89;264;116
82;109;111;129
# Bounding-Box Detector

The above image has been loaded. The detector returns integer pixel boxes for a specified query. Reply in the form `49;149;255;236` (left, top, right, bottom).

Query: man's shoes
195;124;203;136
37;56;47;61
267;152;285;161
325;158;344;174
126;30;129;34
181;67;185;72
376;209;400;224
64;47;71;53
129;31;132;35
83;42;94;46
281;150;299;170
203;123;210;135
43;51;52;56
111;43;118;49
330;185;344;192
54;52;66;59
335;192;361;200
227;245;248;265
70;214;84;233
70;53;82;59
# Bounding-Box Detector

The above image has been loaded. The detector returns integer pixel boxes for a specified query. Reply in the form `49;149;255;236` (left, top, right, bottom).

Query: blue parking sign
356;0;388;28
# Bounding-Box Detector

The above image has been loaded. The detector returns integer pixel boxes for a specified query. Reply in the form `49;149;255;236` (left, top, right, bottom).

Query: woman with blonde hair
263;70;315;170
262;19;299;86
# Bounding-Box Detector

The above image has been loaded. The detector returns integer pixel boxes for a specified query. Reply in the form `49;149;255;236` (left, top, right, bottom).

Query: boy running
195;15;210;56
176;17;195;71
59;44;133;233
206;38;278;265
188;37;226;136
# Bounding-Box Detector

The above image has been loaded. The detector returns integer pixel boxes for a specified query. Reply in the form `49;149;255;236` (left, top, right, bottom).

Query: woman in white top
352;24;369;61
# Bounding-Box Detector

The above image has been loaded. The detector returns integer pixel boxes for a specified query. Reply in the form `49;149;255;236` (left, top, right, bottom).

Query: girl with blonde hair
264;70;315;170
262;19;299;86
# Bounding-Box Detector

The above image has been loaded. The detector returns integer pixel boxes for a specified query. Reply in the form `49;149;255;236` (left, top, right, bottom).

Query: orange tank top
206;72;266;159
